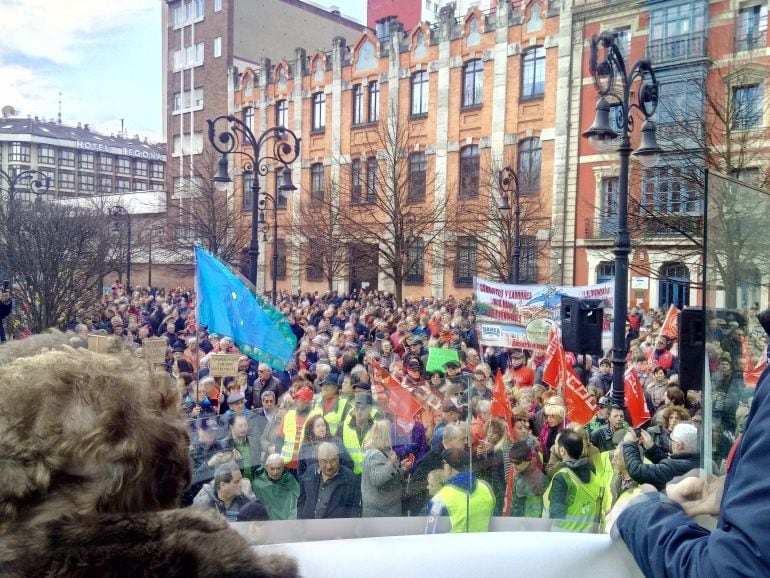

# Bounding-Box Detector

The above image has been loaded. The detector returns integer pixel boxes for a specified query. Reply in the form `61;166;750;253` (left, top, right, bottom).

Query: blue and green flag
194;245;296;369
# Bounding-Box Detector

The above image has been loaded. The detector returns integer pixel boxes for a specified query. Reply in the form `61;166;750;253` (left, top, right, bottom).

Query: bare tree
453;157;552;284
0;199;119;333
171;150;250;265
287;178;348;291
328;110;450;303
583;46;770;300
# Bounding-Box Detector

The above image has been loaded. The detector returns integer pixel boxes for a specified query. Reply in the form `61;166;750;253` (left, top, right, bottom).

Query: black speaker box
561;296;604;356
679;308;704;391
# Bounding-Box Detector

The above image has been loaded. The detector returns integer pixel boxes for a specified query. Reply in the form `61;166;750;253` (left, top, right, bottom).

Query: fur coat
0;508;297;577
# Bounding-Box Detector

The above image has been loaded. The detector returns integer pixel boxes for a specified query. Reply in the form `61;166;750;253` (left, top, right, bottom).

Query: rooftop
0;117;166;155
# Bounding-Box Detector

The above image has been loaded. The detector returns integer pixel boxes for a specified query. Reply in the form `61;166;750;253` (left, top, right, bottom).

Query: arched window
414;30;426;58
355;40;377;72
467;18;481;46
658;262;690;307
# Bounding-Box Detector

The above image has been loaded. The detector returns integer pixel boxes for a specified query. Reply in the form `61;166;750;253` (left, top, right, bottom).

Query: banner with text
474;277;615;351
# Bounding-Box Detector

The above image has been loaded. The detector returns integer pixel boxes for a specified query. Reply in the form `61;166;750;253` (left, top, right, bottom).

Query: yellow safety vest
341;414;374;474
434;480;496;533
592;451;614;495
308;396;350;437
542;467;609;533
279;410;303;465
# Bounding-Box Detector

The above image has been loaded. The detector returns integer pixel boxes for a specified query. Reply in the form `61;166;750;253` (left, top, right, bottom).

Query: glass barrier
181;363;614;540
703;170;770;471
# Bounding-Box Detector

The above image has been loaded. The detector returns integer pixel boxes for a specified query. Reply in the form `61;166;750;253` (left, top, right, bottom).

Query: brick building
229;1;561;299
163;0;366;262
566;0;770;310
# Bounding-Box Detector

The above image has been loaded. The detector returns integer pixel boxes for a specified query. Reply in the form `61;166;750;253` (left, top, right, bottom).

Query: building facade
0;114;190;289
567;0;770;310
0;116;165;201
163;0;366;252
230;1;561;299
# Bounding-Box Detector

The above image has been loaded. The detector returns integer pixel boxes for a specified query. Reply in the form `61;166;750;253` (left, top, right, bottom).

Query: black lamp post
582;31;662;408
259;167;297;305
0;168;50;202
109;205;132;293
0;168;50;289
207;115;300;299
498;166;521;284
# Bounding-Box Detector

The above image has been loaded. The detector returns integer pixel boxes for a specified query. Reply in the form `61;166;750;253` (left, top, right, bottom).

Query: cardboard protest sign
142;338;168;364
208;353;241;377
87;334;110;354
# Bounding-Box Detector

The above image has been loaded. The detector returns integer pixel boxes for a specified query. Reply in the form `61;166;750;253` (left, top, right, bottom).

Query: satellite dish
1;105;16;118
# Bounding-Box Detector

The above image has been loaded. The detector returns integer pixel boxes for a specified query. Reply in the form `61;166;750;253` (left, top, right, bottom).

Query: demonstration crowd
47;281;763;533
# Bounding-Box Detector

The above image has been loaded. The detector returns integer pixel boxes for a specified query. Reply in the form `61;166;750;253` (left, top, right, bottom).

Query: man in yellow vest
307;374;349;437
275;386;314;477
543;429;609;532
425;448;495;533
341;393;376;475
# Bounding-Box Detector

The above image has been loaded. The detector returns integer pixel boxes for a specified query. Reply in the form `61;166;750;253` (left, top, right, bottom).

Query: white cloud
0;0;157;65
0;64;60;118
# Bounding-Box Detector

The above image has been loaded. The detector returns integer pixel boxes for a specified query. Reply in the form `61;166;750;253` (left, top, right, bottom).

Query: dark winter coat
616;367;770;577
297;464;362;519
622;442;700;491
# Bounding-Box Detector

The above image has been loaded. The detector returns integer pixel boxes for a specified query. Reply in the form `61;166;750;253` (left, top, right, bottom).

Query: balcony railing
584;214;703;240
735;31;766;52
647;33;706;63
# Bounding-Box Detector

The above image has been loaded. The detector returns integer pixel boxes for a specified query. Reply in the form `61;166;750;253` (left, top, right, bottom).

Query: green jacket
251;466;300;520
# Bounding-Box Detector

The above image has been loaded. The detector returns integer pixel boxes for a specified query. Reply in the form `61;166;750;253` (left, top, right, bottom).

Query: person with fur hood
0;334;297;577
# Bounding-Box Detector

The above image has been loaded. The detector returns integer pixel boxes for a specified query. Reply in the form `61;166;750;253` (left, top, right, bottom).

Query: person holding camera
620;423;700;491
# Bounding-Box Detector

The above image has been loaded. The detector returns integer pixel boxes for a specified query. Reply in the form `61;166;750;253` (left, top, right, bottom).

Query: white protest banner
474;277;615;351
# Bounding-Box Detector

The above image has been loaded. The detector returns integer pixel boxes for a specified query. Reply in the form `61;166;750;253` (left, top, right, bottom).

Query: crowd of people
30;280;755;536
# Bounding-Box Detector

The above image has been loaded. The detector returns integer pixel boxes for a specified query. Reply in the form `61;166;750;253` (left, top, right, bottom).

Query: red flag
744;359;767;389
542;326;564;388
370;360;422;421
658;304;680;340
741;337;752;369
562;363;598;426
624;367;651;427
490;369;513;436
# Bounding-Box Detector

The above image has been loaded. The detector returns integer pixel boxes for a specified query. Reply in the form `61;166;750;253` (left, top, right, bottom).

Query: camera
2;280;9;292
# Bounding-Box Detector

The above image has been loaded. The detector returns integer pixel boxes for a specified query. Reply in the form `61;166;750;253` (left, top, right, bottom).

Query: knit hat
236;500;269;522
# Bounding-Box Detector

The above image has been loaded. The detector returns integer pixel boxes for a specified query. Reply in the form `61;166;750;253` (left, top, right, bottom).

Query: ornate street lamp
207;115;300;301
258;167;297;305
498;166;521;284
0;168;50;202
582;31;662;408
109;205;132;293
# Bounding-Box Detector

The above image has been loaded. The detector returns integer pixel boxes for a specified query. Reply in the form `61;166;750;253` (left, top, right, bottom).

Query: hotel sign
76;140;164;160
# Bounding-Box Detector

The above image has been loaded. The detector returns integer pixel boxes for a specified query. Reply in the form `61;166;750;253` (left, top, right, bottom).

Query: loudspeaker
561;297;604;356
679;308;704;391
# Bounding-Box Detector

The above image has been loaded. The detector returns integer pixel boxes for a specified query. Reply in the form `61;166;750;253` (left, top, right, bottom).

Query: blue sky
0;0;366;145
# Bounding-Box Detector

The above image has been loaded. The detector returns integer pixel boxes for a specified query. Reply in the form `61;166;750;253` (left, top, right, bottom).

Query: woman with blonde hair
361;419;407;517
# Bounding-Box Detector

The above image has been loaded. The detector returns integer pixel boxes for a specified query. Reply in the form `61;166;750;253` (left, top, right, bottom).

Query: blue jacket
616;367;770;577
